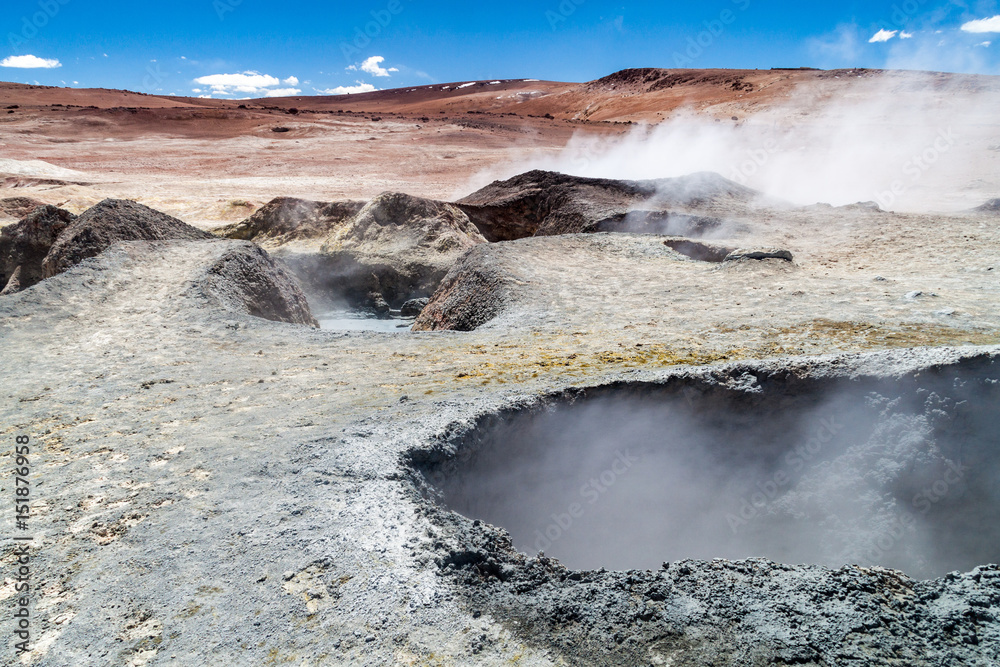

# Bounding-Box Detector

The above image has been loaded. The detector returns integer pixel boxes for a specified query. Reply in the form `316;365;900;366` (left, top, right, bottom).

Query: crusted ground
0;201;998;664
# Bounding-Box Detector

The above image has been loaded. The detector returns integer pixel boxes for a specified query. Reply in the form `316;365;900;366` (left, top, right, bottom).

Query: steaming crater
427;361;1000;579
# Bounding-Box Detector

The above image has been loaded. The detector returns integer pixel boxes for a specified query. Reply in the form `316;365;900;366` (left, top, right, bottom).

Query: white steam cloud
479;72;1000;212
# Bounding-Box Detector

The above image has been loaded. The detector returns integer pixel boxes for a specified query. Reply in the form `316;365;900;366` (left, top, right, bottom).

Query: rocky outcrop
0;205;76;294
213;197;365;246
456;170;651;241
200;242;318;327
41;198;213;278
305;192;486;311
456;170;755;240
412;245;514;331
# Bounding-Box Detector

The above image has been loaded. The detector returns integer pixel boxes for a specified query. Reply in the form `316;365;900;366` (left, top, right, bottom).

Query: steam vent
4;64;1000;666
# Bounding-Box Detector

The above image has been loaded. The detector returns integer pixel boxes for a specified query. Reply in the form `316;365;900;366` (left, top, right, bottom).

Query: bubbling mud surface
436;366;1000;579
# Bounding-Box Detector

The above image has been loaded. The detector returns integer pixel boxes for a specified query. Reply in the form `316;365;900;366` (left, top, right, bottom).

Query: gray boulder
400;298;430;317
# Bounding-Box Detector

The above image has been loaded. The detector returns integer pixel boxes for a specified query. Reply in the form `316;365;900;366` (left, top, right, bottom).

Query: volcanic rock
0;205;77;294
213;197;365;247
400;297;430;317
199;242;318;327
310;192;486;309
724;247;794;262
41;198;213;278
411;244;517;332
456;170;756;241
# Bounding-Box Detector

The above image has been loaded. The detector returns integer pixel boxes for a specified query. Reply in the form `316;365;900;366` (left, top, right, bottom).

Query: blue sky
2;0;999;97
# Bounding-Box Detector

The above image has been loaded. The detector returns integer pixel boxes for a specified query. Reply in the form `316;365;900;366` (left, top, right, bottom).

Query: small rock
282;570;295;581
400;298;430;317
368;292;391;317
723;248;794;262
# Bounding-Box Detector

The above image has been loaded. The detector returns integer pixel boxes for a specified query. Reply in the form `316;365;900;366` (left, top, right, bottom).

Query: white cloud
1;55;62;68
191;88;202;93
355;56;394;77
977;41;992;47
316;82;377;95
900;31;914;39
193;71;282;96
961;16;1000;33
264;88;301;97
869;29;898;43
283;76;299;85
